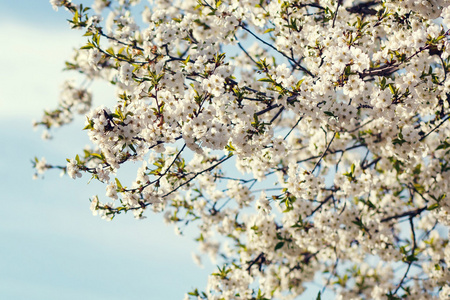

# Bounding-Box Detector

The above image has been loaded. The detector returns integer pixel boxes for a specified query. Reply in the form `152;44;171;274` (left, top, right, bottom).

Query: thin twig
162;154;233;198
381;206;427;223
269;107;285;124
236;37;258;65
125;144;187;192
322;255;339;293
332;0;342;28
240;25;314;77
311;132;337;174
284;116;303;140
420;115;450;141
392;217;417;295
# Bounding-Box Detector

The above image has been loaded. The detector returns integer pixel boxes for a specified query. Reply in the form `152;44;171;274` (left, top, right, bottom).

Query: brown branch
161;154;233;199
346;1;381;15
361;157;381;170
310;132;337;174
284;116;303;140
240;24;314;77
420;115;450;141
381;206;427;223
359;45;432;80
296;143;367;165
359;64;400;79
124;144;187;193
332;0;342;28
392;217;417;295
246;252;266;273
269;107;285;124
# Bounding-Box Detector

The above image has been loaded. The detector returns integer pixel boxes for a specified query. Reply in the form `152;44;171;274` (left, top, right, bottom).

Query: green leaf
73;10;79;23
115;178;123;190
106;48;115;56
225;142;236;152
385;291;402;300
316;291;322;300
436;139;450;150
92;33;100;46
263;28;275;34
275;241;285;251
188;289;199;296
296;78;305;89
80;43;94;50
413;183;425;194
184;55;191;65
83;123;93;130
412;164;421;175
392;137;406;145
388;83;396;94
404;254;418;262
91;153;104;160
427;203;439;211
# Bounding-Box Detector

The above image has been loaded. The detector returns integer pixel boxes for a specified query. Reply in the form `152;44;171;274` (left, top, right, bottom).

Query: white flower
119;63;134;85
66;159;81;179
35;157;48;175
49;0;66;11
440;284;450;300
90;196;99;216
87;48;102;69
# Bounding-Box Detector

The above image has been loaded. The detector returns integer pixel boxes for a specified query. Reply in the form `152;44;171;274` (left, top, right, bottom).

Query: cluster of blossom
33;80;92;139
36;0;450;299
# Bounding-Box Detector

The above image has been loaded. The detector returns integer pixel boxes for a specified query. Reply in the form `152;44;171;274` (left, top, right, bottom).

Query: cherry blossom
34;0;450;299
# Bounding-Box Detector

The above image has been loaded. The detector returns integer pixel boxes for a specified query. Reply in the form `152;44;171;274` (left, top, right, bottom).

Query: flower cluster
36;0;450;299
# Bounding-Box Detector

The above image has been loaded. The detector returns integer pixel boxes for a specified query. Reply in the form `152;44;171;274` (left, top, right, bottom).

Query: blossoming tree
34;0;450;299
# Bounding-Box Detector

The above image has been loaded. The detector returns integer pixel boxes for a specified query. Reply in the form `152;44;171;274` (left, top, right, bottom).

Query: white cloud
0;19;86;118
0;18;116;121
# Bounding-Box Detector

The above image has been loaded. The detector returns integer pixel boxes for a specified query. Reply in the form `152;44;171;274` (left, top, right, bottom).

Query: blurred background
0;1;212;299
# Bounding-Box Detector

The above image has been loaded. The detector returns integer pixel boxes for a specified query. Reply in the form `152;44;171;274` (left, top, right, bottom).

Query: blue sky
0;1;212;299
